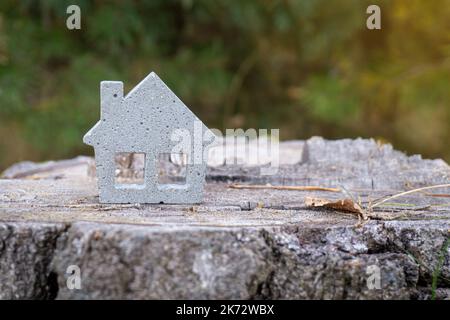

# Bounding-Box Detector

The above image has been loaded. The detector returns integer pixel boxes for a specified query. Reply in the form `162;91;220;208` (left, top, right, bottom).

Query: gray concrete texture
83;72;214;204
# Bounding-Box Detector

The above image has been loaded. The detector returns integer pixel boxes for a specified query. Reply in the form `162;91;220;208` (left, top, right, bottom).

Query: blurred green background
0;0;449;171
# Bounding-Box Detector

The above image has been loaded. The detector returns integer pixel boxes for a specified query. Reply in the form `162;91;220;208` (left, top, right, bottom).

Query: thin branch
229;184;340;192
371;184;450;209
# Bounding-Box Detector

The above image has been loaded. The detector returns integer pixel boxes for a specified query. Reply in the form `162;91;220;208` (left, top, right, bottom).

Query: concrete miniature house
83;72;214;204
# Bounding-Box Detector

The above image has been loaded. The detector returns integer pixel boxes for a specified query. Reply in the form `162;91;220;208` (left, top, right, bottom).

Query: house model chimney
100;81;123;120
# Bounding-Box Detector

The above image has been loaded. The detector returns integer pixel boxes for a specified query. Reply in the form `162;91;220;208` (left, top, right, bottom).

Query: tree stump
0;137;449;299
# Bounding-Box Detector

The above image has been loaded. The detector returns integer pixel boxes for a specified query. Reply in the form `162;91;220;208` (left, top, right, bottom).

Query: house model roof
83;72;214;150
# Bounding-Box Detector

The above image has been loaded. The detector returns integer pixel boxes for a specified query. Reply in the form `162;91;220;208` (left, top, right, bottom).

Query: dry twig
371;184;450;209
229;184;340;192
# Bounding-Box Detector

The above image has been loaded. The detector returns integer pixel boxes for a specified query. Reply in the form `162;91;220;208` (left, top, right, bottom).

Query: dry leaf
305;197;365;216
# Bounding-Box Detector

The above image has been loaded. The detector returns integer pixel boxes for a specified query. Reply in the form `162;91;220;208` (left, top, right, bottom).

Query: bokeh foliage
0;0;449;170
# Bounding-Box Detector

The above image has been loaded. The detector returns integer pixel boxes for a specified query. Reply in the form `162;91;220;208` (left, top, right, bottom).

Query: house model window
114;152;145;186
157;153;187;185
83;72;214;204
